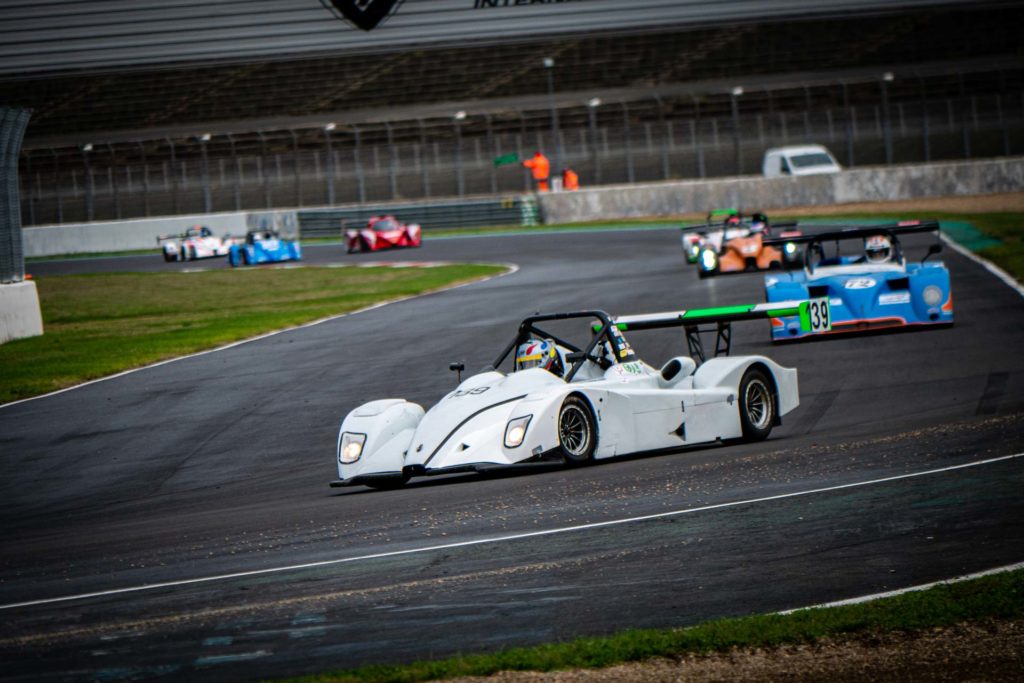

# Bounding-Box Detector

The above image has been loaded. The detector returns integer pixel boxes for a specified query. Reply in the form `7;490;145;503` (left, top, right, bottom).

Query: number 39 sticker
806;297;832;333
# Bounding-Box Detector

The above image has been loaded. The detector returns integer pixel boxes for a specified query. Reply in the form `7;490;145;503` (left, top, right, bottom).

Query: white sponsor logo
845;278;877;289
879;292;911;305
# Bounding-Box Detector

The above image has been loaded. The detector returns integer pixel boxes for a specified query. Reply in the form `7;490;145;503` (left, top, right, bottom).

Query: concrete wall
538;157;1024;223
0;281;43;344
22;212;248;258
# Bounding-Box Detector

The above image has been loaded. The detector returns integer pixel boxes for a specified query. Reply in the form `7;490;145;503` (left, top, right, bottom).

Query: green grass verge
0;264;504;404
275;568;1024;683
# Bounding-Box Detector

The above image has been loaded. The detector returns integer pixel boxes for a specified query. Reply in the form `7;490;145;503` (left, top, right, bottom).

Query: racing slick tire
738;367;775;442
163;251;175;263
241;250;251;266
697;267;715;279
558;395;597;465
178;248;189;262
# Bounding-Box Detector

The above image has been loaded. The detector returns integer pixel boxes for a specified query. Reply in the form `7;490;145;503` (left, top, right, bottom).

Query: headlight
339;432;366;464
504;415;532;448
700;250;717;269
784;243;797;254
689;244;700;256
923;285;942;306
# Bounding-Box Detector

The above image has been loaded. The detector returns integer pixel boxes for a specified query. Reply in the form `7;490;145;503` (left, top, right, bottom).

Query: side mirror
449;361;465;383
923;242;942;261
565;351;586;364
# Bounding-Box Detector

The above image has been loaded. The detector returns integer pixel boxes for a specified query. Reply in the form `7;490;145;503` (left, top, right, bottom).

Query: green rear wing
597;299;831;362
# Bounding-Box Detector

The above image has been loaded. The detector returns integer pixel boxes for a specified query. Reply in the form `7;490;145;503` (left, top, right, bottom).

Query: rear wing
600;300;831;363
156;233;184;244
763;220;940;247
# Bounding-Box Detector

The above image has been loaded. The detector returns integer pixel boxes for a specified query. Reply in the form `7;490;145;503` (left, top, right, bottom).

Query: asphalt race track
4;227;1024;682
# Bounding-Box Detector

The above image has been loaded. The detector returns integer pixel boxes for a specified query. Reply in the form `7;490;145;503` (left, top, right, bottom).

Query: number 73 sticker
800;298;832;333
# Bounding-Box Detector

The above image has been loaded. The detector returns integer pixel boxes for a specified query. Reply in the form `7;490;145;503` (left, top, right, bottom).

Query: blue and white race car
228;229;302;267
764;220;953;341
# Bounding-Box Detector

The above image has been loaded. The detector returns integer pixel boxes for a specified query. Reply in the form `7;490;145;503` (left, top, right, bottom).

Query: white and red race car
346;216;422;254
158;225;238;262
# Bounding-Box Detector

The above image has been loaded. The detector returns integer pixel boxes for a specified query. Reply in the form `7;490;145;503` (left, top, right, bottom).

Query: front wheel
739;367;776;441
558;395;597;465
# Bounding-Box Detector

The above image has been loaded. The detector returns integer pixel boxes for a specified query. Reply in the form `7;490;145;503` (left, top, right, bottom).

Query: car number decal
844;278;877;289
807;297;832;333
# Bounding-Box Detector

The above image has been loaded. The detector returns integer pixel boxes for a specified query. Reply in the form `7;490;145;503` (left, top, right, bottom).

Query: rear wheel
241;250;251;266
739;367;775;441
558;395;597;465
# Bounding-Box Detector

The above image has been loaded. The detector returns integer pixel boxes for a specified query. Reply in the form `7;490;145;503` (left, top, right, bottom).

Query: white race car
158;225;238;262
332;304;819;490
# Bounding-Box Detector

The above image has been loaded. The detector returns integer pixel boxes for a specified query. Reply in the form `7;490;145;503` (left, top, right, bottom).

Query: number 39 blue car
763;220;953;341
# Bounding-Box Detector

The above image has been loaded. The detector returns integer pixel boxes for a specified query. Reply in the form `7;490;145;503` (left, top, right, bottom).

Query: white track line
0;263;518;410
2;451;1020;612
777;560;1024;615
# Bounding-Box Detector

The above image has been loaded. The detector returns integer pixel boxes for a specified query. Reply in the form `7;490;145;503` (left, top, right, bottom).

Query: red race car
346;216;422;253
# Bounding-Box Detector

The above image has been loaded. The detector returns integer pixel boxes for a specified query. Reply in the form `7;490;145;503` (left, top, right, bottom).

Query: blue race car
229;229;302;267
763;220;953;341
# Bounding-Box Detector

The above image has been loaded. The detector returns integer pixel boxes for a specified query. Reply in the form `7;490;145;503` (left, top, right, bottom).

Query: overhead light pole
880;72;894;165
544;57;561;174
454;110;466;197
730;86;743;175
587;97;601;184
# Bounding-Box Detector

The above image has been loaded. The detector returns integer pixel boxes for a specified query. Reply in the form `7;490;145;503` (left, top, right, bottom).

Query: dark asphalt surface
3;227;1024;682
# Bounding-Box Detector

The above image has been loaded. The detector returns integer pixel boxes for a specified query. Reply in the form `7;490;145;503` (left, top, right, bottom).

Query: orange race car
693;211;802;278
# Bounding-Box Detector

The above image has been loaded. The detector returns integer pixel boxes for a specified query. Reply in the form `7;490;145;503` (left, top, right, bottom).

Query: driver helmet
515;338;565;377
864;234;893;264
749;213;768;234
725;214;742;226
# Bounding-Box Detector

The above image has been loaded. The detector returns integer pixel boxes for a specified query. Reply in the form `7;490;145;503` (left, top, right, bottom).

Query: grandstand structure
6;0;1023;226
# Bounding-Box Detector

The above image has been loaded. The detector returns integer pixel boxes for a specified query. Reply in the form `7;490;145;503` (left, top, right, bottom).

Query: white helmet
515;339;565;377
864;235;892;264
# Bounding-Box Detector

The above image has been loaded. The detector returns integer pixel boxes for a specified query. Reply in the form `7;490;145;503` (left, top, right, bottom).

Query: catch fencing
19;80;1024;228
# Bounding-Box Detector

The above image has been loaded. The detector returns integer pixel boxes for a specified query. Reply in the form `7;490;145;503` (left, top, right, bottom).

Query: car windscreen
374;220;398;231
790;152;835;168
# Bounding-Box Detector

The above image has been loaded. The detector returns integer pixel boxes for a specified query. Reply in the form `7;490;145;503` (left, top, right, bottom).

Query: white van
762;144;841;177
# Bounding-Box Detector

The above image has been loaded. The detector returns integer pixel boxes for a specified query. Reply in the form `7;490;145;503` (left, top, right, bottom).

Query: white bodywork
336;354;798;485
162;234;237;261
762;144;841;177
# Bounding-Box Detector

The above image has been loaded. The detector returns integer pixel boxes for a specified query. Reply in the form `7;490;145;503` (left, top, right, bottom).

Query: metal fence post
138;141;151;216
418;120;431;198
198;134;211;212
227;134;241;211
354;126;366;204
165;139;179;214
51;148;63;223
485;114;498;193
843;83;854;167
290;129;301;207
108;145;121;219
386;121;399;199
82;143;95;221
622;102;634;183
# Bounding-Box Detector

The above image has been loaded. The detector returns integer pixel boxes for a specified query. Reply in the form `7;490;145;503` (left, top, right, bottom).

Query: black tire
697;266;714;279
738;367;776;441
557;395;597;465
163;250;174;263
178;247;188;262
241;250;251;266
